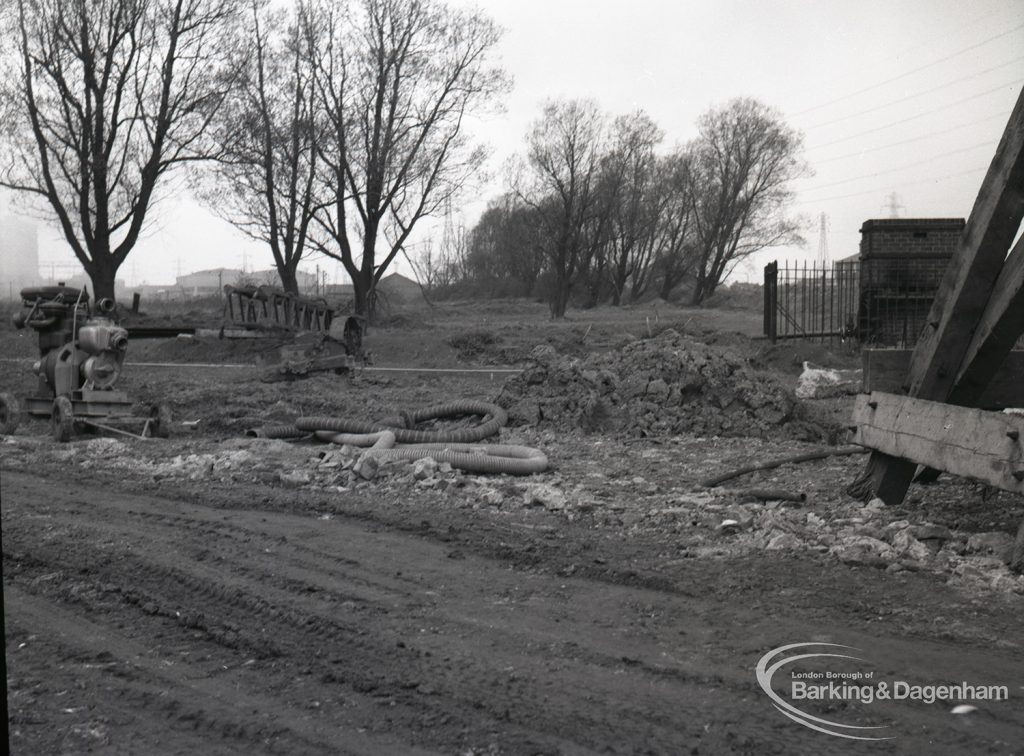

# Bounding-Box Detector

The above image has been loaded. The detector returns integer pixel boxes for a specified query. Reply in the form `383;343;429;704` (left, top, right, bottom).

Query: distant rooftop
859;218;965;233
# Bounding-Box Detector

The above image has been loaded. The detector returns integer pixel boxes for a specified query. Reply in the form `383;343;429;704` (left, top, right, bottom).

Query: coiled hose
295;400;508;444
313;429;548;475
292;401;547;475
245;423;305;439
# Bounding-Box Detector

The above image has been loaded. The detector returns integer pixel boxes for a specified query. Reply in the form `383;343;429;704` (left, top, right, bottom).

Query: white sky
16;0;1024;286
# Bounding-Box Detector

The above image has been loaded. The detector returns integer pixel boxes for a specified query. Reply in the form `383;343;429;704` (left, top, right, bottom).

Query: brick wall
857;218;965;346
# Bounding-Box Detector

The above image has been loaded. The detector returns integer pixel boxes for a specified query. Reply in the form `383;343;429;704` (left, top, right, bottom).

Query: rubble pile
498;330;804;439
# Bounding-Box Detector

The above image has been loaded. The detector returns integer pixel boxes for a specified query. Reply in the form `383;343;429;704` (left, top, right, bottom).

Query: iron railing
763;258;952;347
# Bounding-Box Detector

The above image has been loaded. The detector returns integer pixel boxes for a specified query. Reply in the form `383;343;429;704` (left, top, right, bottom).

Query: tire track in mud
2;472;753;752
6;584;431;756
5;470;1024;755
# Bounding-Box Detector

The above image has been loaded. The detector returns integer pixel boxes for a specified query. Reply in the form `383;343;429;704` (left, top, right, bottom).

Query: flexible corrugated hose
313;430;548;475
295;400;508;444
295;401;547;475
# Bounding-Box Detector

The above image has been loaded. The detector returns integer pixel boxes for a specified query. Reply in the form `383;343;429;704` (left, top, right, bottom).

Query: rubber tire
150;403;172;438
52;396;74;442
0;392;22;435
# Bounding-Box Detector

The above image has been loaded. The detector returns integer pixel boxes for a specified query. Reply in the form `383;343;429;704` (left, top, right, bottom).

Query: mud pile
498;329;808;439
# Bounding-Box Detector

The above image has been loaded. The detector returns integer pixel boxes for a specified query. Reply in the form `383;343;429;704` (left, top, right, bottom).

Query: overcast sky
13;0;1024;287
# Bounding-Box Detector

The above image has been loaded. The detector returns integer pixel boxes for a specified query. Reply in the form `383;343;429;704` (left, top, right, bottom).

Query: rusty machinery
0;285;170;441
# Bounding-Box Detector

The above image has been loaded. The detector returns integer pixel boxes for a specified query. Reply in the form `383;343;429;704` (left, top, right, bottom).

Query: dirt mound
498;329;817;439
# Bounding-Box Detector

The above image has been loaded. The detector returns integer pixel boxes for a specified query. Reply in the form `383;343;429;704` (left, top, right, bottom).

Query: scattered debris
795;362;862;399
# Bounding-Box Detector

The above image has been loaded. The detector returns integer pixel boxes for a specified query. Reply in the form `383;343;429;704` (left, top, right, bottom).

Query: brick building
856;217;964;346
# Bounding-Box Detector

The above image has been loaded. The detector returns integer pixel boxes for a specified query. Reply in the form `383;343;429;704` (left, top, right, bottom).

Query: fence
763;258;952;347
763;260;860;345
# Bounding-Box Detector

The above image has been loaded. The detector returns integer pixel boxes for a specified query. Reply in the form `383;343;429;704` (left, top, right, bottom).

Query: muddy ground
2;298;1023;755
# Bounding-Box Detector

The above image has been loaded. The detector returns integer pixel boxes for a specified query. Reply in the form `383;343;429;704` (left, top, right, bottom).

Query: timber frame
848;85;1024;505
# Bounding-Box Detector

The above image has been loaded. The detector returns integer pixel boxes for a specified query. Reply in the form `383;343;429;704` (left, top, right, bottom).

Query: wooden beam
862;349;1024;409
908;87;1024;399
949;234;1024;406
852;392;1024;494
855;86;1024;504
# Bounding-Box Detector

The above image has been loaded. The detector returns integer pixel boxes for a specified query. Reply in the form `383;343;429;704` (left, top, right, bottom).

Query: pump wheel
0;393;22;435
149;403;172;438
51;396;74;442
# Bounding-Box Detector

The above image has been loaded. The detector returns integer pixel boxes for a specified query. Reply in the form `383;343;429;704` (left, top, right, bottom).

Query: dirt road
4;468;1023;755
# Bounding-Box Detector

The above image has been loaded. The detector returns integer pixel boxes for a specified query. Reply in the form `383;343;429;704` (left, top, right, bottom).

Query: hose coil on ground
312;430;548;475
292;401;546;475
296;400;508;444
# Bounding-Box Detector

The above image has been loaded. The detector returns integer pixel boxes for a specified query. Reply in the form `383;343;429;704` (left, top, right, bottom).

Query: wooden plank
852;392;1024;494
857;86;1024;504
862;349;1024;409
950;234;1024;405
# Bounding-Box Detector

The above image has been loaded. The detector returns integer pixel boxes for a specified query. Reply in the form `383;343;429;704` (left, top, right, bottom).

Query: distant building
175;267;318;296
175;267;243;296
0;214;41;298
377;272;423;304
324;272;425;308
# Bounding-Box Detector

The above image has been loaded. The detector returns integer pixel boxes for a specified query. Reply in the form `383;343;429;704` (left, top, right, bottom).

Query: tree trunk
278;265;299;295
352;275;370;320
691;276;708;306
87;259;119;303
549;273;571;318
659;272;674;300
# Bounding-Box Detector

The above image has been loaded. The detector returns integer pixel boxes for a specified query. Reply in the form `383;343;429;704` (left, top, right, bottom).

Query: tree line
0;0;805;319
0;0;507;316
432;97;807;315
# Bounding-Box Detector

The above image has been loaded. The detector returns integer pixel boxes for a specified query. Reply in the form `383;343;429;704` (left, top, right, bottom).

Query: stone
891;529;932;563
278;469;312;486
522;483;567;510
766;532;802;550
831;536;894;568
412;457;439;480
353;455;379;481
479;488;505;507
966;531;1014;562
318;450;348;469
910;524;954;542
646;378;669;401
1011;520;1024;575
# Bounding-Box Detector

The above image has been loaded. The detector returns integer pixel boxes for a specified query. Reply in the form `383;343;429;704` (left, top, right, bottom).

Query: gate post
764;262;778;343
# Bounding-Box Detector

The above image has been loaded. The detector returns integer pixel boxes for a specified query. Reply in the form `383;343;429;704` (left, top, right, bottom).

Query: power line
801;56;1024;131
792;166;986;207
810;111;1008;165
790;21;1024;118
806;79;1023;152
801;140;997;193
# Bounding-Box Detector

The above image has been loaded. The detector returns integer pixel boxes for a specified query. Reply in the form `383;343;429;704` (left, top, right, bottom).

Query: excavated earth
2;304;1024;755
498;330;838;442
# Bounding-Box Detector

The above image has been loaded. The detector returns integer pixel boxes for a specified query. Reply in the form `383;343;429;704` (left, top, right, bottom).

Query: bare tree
651;147;698;300
519;98;609;318
687;97;806;305
198;0;318;295
602;111;662;305
304;0;508;320
0;0;242;301
464;194;546;296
